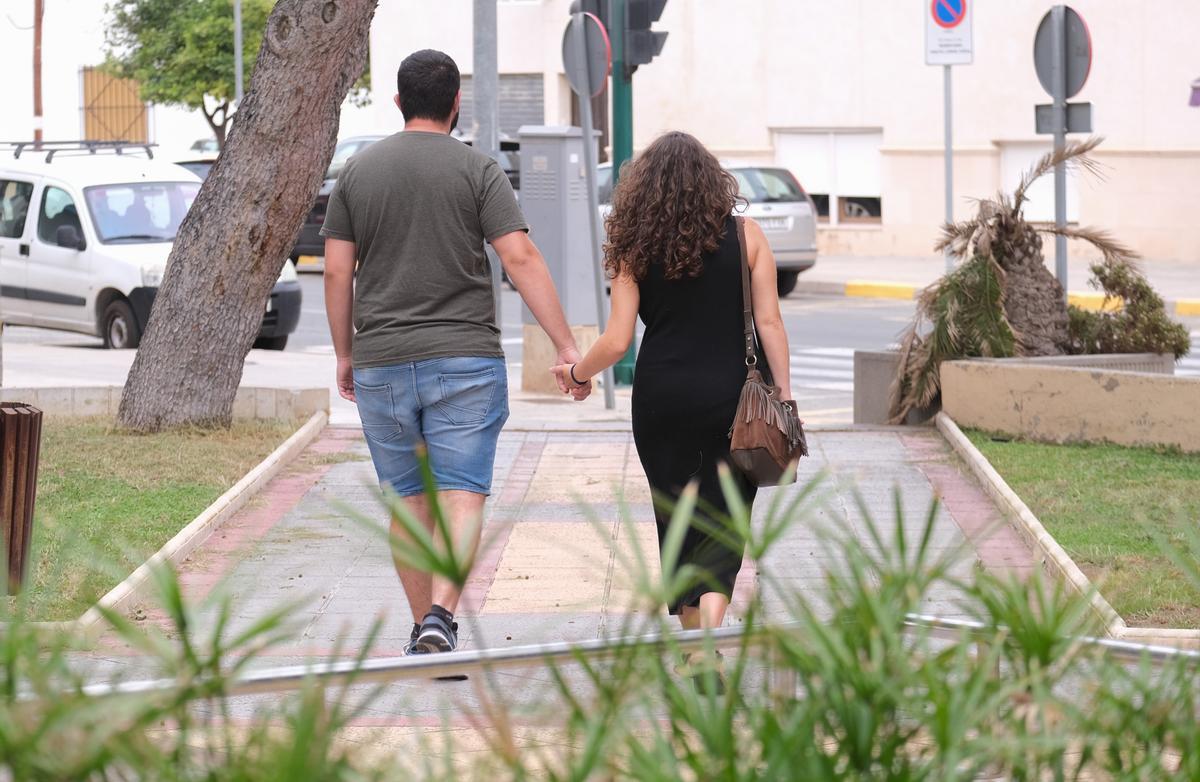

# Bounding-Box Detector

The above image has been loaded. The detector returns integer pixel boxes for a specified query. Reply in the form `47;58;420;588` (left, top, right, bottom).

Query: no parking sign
926;0;973;65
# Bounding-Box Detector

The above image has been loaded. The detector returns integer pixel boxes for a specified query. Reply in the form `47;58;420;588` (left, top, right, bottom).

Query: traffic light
568;0;609;30
625;0;668;70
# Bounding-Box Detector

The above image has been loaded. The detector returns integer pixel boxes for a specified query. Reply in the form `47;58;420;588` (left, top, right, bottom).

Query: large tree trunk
118;0;377;432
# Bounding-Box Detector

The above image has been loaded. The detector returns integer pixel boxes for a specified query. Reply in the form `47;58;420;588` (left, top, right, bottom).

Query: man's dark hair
396;50;460;122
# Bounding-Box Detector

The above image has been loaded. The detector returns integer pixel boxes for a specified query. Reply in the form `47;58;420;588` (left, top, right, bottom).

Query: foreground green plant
2;468;1198;780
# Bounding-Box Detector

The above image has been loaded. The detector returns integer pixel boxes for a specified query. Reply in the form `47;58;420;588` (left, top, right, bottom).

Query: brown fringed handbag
729;217;808;486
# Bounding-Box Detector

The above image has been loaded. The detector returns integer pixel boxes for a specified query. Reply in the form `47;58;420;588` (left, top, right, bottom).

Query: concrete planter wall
852;351;936;425
942;361;1200;452
853;351;1176;426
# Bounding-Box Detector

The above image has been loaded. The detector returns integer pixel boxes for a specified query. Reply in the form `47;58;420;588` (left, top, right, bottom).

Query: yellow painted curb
1067;292;1123;312
844;280;917;300
1176;299;1200;317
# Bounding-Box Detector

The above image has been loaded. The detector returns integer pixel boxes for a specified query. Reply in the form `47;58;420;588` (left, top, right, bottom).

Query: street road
5;271;1199;426
286;275;918;422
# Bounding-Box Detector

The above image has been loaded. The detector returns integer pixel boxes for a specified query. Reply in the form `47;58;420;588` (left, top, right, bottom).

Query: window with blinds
773;130;884;224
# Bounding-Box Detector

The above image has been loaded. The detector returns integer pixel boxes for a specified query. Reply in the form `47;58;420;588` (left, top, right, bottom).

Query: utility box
517;125;602;327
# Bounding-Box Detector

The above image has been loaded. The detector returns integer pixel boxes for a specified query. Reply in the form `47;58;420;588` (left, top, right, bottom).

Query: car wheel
102;300;141;349
776;271;800;298
254;335;288;351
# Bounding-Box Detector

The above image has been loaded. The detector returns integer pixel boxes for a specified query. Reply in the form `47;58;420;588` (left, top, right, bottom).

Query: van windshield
84;182;200;243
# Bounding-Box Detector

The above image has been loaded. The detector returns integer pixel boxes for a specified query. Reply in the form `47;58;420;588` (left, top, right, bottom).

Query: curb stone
935;412;1200;650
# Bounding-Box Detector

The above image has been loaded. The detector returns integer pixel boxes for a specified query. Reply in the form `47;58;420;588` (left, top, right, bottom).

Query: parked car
189;138;220;154
728;166;818;296
596;163;818;296
173;151;218;181
0;142;301;350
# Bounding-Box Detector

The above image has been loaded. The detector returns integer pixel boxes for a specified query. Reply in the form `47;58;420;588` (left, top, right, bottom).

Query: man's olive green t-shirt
319;131;527;368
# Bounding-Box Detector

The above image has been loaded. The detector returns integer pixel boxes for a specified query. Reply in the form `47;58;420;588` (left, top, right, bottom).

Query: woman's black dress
631;216;758;615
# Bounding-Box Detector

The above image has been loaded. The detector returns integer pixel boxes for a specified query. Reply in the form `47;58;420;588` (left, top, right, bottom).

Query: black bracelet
569;364;586;386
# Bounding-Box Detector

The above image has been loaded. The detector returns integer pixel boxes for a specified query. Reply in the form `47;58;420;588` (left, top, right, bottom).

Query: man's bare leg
428;489;487;614
390;494;435;624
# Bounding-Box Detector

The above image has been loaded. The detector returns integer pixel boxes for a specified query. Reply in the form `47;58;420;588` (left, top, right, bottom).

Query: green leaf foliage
103;0;273;137
889;253;1018;423
1067;258;1191;359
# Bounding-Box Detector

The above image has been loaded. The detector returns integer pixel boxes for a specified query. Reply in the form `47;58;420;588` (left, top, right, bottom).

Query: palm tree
888;137;1174;425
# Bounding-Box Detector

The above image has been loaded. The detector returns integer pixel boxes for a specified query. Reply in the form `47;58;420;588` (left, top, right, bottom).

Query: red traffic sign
562;13;611;99
932;0;967;29
1034;6;1092;100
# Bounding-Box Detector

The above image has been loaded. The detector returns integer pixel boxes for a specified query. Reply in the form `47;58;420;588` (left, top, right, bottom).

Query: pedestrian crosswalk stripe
792;346;856;357
1177;356;1200;376
792;367;855;381
790;354;856;367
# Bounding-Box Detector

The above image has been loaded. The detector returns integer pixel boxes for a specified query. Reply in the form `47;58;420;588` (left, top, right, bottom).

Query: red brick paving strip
900;432;1039;580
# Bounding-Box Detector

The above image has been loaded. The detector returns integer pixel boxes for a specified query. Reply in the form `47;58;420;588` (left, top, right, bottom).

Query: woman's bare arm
744;218;793;401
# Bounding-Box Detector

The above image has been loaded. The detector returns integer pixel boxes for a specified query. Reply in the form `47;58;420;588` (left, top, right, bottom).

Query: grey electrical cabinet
516;125;602;326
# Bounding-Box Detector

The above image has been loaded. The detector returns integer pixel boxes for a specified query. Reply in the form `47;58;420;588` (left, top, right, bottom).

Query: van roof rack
1;140;157;163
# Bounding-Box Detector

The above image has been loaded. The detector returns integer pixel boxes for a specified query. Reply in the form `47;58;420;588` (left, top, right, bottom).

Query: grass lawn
966;430;1200;628
6;417;296;622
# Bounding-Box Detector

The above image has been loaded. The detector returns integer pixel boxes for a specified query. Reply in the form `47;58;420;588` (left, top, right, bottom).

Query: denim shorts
353;356;509;497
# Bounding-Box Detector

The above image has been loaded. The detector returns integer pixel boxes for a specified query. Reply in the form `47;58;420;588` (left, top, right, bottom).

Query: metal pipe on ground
70;613;1200;701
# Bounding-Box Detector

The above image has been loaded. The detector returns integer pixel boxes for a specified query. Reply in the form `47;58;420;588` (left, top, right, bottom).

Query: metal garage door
459;74;545;137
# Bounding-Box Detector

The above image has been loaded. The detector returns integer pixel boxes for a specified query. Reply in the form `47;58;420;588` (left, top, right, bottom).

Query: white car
0;142;300;349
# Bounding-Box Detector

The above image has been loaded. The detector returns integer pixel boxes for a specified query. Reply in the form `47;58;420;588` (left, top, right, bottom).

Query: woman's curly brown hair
604;131;744;282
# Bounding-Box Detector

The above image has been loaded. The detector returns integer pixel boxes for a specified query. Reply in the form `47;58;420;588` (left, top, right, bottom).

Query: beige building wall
371;0;1200;260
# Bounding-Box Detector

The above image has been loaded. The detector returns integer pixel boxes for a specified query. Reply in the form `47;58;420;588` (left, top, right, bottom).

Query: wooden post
1;404;43;594
33;0;44;145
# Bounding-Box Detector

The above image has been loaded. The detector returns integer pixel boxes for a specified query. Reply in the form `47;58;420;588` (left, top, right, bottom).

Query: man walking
322;49;587;658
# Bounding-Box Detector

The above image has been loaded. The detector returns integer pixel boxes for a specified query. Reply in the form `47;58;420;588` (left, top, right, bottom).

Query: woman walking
553;131;794;639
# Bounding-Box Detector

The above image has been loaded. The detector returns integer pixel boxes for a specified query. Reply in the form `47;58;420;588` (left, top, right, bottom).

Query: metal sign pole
569;14;616;410
234;0;244;105
1051;4;1068;298
474;0;503;332
943;63;953;272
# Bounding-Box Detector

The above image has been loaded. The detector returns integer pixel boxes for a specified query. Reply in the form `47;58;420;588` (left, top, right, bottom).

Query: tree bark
118;0;377;432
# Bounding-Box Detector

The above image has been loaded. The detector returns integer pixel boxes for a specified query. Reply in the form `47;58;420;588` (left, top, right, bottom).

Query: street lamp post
234;0;244;105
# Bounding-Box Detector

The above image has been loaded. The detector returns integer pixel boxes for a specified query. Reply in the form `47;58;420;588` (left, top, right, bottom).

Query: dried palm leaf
1013;136;1105;210
1037;224;1142;270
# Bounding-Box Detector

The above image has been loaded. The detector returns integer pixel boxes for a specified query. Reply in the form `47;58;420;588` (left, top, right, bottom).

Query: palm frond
1037;224;1142;270
1013;136;1105;210
887;255;1017;424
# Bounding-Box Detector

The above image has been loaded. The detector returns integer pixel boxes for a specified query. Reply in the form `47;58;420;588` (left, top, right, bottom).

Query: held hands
551;347;592;401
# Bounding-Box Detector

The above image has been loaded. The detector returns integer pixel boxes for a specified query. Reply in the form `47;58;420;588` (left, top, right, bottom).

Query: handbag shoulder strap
736;216;756;363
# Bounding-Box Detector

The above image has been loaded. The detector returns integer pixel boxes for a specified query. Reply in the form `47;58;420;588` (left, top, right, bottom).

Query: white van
0;142;300;349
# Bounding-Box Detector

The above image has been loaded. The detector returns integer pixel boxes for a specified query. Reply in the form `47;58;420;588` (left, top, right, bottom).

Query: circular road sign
562;12;611;99
931;0;967;29
1034;6;1092;99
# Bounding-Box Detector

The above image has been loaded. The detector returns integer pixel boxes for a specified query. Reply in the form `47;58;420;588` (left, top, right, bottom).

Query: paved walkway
79;416;1038;766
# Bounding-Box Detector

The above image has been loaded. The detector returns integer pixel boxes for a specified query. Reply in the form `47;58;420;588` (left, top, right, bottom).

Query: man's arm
490;230;582;387
324;237;357;402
